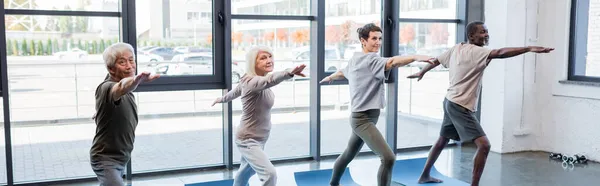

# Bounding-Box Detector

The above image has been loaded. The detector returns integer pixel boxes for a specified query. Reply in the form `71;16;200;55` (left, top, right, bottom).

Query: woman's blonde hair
245;46;274;76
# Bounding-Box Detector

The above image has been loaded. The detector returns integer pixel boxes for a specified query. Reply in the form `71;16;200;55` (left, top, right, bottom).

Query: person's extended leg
91;160;126;186
330;125;364;186
471;136;491;186
444;99;489;186
235;139;276;186
418;136;450;183
233;156;255;186
350;109;395;186
419;99;459;184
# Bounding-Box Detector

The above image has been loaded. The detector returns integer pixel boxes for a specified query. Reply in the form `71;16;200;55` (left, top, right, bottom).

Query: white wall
481;0;600;161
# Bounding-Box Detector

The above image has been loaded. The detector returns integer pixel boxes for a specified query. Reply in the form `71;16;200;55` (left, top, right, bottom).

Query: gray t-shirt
218;71;294;142
90;79;138;165
437;43;492;112
341;52;390;112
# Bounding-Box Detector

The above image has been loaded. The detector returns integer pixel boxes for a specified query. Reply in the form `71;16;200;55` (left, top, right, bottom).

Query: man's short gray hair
103;42;135;70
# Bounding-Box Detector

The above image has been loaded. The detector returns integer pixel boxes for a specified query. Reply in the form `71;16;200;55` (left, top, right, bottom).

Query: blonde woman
212;46;306;186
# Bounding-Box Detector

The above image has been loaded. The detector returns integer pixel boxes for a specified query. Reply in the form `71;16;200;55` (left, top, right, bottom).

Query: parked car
289;46;346;78
53;48;88;60
141;47;182;60
152;53;245;83
173;46;212;54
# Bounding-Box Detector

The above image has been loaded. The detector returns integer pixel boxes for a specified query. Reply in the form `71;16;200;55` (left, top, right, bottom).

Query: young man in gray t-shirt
90;43;159;186
408;21;553;186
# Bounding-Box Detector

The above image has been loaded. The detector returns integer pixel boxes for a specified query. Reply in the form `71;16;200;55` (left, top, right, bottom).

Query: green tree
12;39;18;56
84;40;90;53
53;39;59;53
77;39;83;49
92;40;98;54
21;39;27;56
60;39;69;51
46;39;53;55
99;39;106;52
29;40;35;56
37;40;43;55
6;39;12;55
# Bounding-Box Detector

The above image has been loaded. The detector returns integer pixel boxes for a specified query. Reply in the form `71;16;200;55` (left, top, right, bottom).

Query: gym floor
54;144;600;186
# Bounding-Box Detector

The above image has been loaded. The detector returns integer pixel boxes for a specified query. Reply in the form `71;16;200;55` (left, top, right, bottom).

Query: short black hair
466;21;484;39
357;23;382;41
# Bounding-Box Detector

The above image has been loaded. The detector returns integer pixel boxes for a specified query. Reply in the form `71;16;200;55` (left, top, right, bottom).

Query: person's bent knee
474;137;491;151
264;166;278;181
381;151;396;167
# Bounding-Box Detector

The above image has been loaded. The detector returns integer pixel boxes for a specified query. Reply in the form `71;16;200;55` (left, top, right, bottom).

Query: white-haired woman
91;42;159;186
212;46;306;186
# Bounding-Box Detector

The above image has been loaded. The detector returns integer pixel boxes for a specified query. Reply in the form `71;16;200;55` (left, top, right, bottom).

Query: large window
3;0;119;12
132;90;224;172
400;0;457;19
232;0;310;15
0;0;470;185
136;0;214;77
569;0;600;80
231;20;311;161
396;3;459;147
5;14;119;183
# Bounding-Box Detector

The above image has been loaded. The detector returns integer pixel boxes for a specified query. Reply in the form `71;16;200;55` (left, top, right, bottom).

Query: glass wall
135;0;215;77
396;2;459;148
230;19;311;161
132;90;224;172
5;13;119;182
0;0;469;184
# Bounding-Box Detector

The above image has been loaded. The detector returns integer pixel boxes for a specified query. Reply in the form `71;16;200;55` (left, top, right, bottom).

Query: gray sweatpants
233;138;277;186
91;160;126;186
330;109;396;186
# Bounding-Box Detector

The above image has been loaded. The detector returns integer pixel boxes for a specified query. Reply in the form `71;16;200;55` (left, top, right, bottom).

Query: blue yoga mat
185;179;236;186
294;168;360;186
391;158;468;186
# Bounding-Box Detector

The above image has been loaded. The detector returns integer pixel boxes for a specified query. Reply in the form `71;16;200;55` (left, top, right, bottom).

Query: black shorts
440;98;486;142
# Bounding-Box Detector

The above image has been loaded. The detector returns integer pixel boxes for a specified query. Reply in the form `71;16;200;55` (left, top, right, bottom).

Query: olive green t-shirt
90;79;138;165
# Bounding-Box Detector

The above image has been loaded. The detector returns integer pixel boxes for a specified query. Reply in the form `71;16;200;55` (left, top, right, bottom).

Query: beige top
218;71;294;142
437;43;492;112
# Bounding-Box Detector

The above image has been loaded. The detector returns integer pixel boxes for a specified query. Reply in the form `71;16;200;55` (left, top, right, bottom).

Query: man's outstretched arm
488;46;554;59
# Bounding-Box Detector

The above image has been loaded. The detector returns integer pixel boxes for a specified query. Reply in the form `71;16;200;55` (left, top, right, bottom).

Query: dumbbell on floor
574;154;588;164
549;152;563;160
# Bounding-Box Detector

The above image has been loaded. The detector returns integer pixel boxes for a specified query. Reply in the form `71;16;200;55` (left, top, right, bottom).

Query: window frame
0;0;474;185
568;0;598;82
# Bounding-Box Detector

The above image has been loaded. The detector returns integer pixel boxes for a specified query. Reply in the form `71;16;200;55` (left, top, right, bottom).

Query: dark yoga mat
294;168;360;186
391;158;468;186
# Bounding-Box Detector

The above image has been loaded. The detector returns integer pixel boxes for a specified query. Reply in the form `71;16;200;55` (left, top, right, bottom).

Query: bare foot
418;176;443;184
